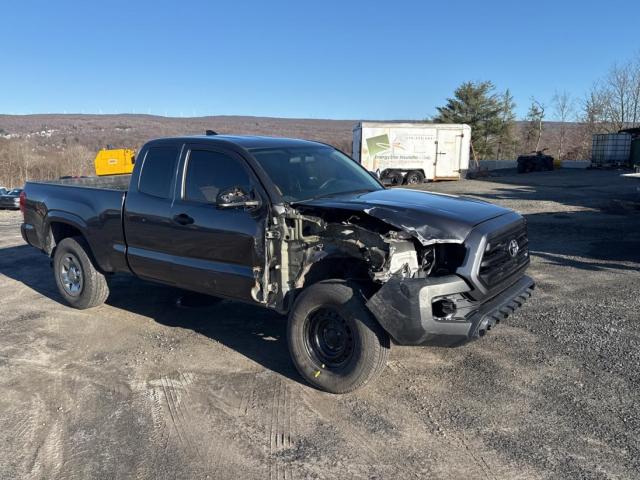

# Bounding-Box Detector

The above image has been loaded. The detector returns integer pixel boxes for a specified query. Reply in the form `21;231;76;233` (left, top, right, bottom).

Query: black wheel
404;170;425;185
53;236;109;309
388;172;404;185
287;280;390;394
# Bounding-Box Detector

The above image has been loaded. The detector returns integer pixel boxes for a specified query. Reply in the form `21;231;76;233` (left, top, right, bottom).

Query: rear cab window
138;146;180;198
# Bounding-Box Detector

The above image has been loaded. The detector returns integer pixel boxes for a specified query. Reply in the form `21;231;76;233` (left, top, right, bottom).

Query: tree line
433;53;640;162
0;140;95;189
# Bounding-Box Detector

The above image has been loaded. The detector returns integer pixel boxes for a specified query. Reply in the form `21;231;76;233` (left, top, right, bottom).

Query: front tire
53;236;109;309
287;280;390;394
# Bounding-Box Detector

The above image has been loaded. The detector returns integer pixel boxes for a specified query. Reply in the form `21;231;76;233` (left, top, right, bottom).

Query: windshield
250;146;382;202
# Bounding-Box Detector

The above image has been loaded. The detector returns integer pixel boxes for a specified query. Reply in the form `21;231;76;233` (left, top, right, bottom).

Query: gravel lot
0;169;638;479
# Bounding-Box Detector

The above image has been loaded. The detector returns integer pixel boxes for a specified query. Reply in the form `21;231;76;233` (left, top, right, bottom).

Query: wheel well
282;256;377;314
50;222;83;246
301;257;374;290
47;222;106;274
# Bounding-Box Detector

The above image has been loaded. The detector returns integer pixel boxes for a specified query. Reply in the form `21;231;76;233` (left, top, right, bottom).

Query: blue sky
1;0;638;120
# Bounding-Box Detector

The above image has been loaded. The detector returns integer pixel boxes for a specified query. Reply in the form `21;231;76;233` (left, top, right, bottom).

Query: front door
167;145;267;302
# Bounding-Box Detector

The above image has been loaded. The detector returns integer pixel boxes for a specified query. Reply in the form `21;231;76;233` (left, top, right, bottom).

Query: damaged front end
269;206;459;289
253;196;534;347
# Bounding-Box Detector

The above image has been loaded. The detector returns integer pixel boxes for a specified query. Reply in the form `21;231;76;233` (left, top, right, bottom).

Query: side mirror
217;186;261;209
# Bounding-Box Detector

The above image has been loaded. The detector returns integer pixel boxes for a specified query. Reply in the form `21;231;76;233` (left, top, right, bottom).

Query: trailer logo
365;134;392;158
508;239;519;258
365;134;406;159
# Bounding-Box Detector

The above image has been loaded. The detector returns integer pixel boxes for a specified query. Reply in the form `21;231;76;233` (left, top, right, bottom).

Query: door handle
173;213;194;225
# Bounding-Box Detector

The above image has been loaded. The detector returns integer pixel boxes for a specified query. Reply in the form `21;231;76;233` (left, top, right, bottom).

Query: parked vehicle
21;134;534;393
517;150;554;173
352;122;471;185
0;187;8;195
0;188;23;210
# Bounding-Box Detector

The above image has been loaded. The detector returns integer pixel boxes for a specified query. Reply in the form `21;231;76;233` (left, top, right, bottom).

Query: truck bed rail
31;175;130;191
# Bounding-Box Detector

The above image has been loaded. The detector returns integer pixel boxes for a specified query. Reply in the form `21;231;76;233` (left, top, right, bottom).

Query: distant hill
0;113;588;158
0;113;591;188
0;114;357;154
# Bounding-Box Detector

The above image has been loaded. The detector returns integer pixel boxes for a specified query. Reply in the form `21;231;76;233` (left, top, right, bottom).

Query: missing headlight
421;247;436;275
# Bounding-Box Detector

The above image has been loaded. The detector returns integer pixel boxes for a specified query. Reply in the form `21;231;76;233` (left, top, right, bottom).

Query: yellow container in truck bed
94;148;136;176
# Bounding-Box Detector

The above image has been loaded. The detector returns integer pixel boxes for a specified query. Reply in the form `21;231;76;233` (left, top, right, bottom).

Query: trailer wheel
391;172;405;185
382;171;404;186
53;236;109;309
404;170;425;185
287;280;390;394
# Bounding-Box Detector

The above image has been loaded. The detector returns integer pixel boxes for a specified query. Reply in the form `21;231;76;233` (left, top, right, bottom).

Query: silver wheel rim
60;254;83;296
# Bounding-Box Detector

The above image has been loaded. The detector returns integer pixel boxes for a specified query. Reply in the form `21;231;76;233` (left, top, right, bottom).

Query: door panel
166;201;264;300
167;146;266;302
124;144;182;283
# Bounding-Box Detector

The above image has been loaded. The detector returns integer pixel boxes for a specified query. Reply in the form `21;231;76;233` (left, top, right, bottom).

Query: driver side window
184;149;253;204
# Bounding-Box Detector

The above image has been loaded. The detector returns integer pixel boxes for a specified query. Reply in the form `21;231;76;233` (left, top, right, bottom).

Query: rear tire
404;170;425;185
53;236;109;309
287;280;390;394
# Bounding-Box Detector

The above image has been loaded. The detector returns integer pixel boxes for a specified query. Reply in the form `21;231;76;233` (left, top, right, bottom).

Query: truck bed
22;176;130;274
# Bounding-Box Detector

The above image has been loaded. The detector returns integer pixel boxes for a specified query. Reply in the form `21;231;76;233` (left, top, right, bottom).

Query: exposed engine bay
253;203;468;311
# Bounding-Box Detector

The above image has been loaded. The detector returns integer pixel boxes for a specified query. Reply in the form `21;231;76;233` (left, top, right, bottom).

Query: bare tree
552;90;574;161
599;57;640;131
575;85;607;158
631;55;640;126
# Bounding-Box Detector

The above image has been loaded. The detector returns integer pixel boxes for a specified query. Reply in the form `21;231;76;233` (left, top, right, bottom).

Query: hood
294;188;512;245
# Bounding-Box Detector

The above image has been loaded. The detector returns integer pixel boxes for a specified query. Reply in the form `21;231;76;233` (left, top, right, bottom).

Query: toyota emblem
508;239;519;257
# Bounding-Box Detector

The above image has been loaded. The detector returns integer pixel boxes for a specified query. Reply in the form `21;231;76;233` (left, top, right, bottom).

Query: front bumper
0;200;19;209
367;274;535;347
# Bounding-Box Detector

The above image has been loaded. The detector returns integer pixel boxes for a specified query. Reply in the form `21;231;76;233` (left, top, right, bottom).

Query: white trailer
352;122;471;184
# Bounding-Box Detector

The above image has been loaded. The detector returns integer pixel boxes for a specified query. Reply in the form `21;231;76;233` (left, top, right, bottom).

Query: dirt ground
0;169;638;480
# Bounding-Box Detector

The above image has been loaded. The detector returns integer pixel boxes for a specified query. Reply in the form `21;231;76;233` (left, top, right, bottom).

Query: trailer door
435;129;462;179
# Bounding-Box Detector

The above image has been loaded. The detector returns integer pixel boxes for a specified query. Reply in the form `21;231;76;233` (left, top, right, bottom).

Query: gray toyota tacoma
21;134;534;393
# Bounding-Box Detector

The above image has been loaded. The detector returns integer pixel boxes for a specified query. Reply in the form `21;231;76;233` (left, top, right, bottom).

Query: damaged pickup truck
21;134;534;393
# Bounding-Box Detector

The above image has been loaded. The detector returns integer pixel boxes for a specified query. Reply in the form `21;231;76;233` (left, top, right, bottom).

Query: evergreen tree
434;81;503;159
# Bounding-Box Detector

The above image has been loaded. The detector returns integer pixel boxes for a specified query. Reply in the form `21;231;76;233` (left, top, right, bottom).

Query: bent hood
294;188;512;245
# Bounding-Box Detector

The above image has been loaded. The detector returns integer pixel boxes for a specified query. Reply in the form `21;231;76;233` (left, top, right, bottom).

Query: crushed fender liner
367;274;535;347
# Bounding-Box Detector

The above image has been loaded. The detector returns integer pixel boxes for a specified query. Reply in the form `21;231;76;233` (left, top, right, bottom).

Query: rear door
435;129;463;179
166;144;267;301
123;143;183;282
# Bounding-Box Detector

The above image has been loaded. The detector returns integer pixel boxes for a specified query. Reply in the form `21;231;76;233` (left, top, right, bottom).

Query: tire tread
53;236;109;309
287;279;390;394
